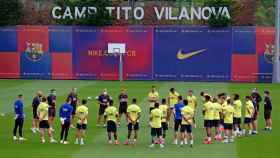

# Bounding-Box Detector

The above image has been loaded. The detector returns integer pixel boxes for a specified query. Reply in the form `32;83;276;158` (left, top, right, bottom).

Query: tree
0;0;23;26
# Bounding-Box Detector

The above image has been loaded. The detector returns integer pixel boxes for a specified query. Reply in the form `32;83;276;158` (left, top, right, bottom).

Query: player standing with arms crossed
149;103;164;148
75;99;89;145
104;100;120;145
233;94;242;136
48;89;56;132
186;90;197;127
243;96;255;135
251;88;262;134
125;98;141;145
148;86;159;113
212;97;222;141
173;96;184;145
13;94;26;141
68;88;78;128
180;99;194;147
97;89;112;127
223;99;235;143
159;98;169;144
31;91;42;133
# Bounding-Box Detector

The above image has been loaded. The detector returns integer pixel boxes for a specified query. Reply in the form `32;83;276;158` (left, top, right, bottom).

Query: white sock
190;140;193;145
248;130;252;134
207;137;211;142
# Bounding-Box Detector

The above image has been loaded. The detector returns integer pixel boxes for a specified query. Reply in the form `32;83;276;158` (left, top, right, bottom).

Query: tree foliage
0;0;23;26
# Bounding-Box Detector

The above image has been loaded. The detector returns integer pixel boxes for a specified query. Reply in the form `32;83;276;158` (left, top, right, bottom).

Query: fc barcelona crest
264;44;275;64
24;42;44;61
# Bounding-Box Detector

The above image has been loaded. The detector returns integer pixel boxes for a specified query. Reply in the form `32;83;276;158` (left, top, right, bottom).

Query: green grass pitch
0;80;279;158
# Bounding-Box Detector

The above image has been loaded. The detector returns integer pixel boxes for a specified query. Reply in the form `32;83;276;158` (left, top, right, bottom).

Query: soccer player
125;98;141;145
223;99;235;143
173;96;184;145
37;97;57;143
59;98;73;144
118;88;128;126
148;85;159;112
31;91;42;133
104;100;119;145
48;89;57;132
186;90;197;127
168;88;179;127
75;99;89;145
159;98;168;143
242;96;255;135
149;103;164;148
202;95;214;144
233;94;242;136
180;99;194;147
97;89;112;127
68;88;78;128
212;97;222;141
263;91;272;131
13;94;26;141
251;88;262;134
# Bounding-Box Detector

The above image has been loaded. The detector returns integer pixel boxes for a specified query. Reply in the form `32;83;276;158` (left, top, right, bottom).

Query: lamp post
273;0;280;83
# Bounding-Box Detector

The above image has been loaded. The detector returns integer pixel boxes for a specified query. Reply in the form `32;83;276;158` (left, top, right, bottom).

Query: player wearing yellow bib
223;99;235;143
125;98;141;145
75;99;88;145
167;88;179;129
187;90;197;127
202;95;214;144
149;103;164;148
37;97;56;143
159;99;168;142
233;94;242;136
212;97;222;141
242;96;255;135
180;99;194;147
148;86;159;112
104;100;119;145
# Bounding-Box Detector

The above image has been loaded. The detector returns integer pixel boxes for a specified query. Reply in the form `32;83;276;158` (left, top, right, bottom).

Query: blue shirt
14;99;24;119
59;103;73;122
174;102;184;120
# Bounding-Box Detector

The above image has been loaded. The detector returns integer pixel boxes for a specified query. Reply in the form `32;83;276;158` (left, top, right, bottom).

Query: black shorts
62;121;70;128
107;121;117;133
224;123;233;130
128;122;139;131
71;105;77;115
174;119;182;132
149;107;155;112
161;122;168;131
77;123;87;130
99;105;107;115
39;120;50;129
213;120;220;127
119;103;128;114
48;108;56;117
204;120;213;128
264;110;271;120
233;118;241;125
33;107;38;119
244;118;252;124
220;119;224;126
151;128;162;137
180;124;192;133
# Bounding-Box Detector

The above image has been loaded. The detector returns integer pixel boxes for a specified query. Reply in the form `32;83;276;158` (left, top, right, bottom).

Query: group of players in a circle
12;86;272;148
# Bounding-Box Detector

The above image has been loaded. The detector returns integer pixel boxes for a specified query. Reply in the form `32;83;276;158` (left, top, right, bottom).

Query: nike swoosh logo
177;49;207;60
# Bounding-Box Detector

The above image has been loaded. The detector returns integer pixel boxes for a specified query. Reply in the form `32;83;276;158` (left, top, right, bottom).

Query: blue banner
154;26;232;81
232;27;256;54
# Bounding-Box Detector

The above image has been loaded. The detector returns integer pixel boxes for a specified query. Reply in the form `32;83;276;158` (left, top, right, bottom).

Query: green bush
0;0;23;26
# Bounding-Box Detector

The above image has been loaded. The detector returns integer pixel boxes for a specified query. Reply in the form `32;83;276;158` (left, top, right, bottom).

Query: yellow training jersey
187;95;197;111
181;106;194;125
245;100;254;118
213;102;222;120
150;108;162;128
233;100;242;118
223;105;234;124
104;106;118;123
169;91;179;107
127;104;141;122
37;102;49;121
159;104;168;122
203;101;214;120
76;105;89;124
148;91;159;108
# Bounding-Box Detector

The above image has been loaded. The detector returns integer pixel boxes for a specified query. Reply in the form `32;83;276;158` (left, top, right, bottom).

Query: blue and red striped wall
0;26;275;82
